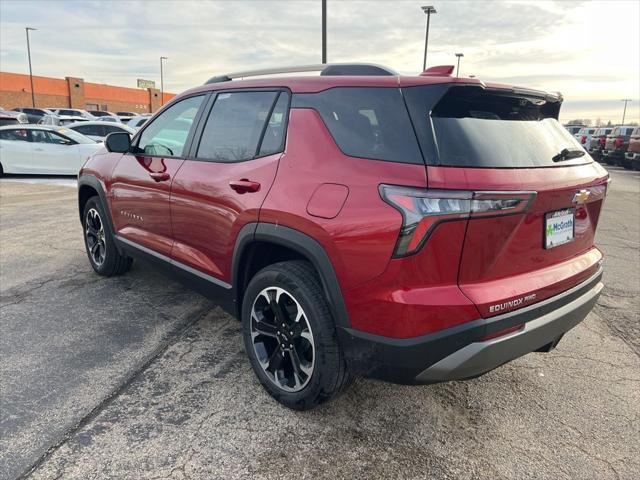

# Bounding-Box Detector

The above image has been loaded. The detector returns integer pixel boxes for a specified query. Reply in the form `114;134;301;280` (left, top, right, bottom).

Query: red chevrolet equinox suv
78;64;607;410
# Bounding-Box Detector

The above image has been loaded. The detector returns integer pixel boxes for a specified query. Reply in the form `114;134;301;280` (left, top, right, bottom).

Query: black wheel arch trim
77;174;122;253
232;222;351;328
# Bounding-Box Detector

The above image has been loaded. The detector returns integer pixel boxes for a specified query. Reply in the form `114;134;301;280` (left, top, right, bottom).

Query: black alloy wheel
85;208;107;267
250;286;315;392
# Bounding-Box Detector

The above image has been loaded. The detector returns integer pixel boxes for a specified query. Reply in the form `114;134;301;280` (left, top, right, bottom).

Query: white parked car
564;124;585;135
93;116;122;123
115;111;137;122
39;113;88;126
66;121;136;142
51;108;96;120
0;125;103;175
127;115;152;130
88;110;118;119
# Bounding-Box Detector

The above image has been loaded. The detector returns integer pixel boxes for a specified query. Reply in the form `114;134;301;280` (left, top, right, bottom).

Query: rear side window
0;129;29;141
406;86;588;168
259;93;289;157
196;91;280;162
293;88;423;164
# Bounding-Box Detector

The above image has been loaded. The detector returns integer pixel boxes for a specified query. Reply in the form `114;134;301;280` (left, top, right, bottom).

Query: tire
0;162;4;176
82;196;132;276
242;261;353;410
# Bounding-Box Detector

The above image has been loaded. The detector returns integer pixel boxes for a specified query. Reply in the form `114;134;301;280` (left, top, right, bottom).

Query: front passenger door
109;94;206;257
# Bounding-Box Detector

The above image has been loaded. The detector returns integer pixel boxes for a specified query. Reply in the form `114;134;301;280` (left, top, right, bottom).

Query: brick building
0;71;175;113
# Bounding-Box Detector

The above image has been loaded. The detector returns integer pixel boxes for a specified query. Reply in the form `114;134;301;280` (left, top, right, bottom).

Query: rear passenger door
170;89;289;283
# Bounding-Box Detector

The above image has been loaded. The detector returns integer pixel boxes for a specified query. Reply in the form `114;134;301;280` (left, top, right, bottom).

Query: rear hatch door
404;85;608;318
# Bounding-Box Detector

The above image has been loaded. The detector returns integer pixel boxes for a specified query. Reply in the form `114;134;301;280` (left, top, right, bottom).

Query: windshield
404;86;590;168
56;128;97;144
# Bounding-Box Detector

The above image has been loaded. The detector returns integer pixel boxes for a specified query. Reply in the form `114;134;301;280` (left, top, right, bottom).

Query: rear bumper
338;268;603;384
625;152;640;161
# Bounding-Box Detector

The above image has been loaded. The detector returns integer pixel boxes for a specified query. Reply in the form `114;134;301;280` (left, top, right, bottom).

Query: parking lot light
621;99;632;124
160;56;168;106
455;52;464;77
421;6;437;71
26;27;37;107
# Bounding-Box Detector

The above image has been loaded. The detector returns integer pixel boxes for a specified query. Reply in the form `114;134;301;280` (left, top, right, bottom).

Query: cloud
0;0;637;123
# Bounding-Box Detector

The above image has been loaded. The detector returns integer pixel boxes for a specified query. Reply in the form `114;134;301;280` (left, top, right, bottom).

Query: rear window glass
406;86;588;168
292;88;423;164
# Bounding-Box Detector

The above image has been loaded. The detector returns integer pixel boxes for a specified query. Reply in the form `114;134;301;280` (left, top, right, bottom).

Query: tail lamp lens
380;185;536;257
614;137;623;148
599;137;606;146
581;135;587;144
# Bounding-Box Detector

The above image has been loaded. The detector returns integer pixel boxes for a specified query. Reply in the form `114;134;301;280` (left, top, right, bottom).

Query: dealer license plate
545;209;575;249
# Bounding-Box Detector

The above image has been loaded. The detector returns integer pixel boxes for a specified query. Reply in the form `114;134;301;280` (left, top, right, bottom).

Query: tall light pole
621;98;632;124
322;0;327;63
421;6;437;71
160;56;168;106
25;27;37;107
455;52;464;77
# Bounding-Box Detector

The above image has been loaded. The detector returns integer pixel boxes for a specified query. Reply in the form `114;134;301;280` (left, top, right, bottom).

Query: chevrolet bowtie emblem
572;190;591;204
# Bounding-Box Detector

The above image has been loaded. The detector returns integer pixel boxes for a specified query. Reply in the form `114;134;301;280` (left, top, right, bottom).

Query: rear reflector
481;324;525;341
379;185;536;257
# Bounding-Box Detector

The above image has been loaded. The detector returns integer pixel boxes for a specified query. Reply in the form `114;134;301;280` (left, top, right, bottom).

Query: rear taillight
379;185;536;257
614;137;623;148
580;135;587;144
599;136;606;147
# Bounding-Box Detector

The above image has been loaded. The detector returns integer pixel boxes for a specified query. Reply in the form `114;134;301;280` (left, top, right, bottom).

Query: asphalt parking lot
1;168;639;480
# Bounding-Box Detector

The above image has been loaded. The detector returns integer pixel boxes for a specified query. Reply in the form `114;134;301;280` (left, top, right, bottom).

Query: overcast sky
1;0;638;123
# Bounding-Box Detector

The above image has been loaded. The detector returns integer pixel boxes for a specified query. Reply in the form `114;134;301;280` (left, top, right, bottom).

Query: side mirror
105;132;131;153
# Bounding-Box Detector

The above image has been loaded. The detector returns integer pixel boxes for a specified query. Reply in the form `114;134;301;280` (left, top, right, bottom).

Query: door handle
149;172;170;182
34;148;44;152
229;179;261;194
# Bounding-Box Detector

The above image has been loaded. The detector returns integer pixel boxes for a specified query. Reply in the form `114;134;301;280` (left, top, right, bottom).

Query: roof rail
204;63;398;84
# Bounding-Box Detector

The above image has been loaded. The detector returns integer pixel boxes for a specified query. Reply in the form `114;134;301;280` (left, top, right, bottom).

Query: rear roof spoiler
420;65;455;76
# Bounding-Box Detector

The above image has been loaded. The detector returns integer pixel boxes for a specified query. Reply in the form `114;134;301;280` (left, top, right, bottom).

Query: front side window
136;95;204;157
196;91;279;161
104;125;127;135
74;125;103;137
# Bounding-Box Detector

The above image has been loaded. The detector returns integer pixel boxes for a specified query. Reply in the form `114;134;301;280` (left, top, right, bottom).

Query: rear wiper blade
552;148;585;162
